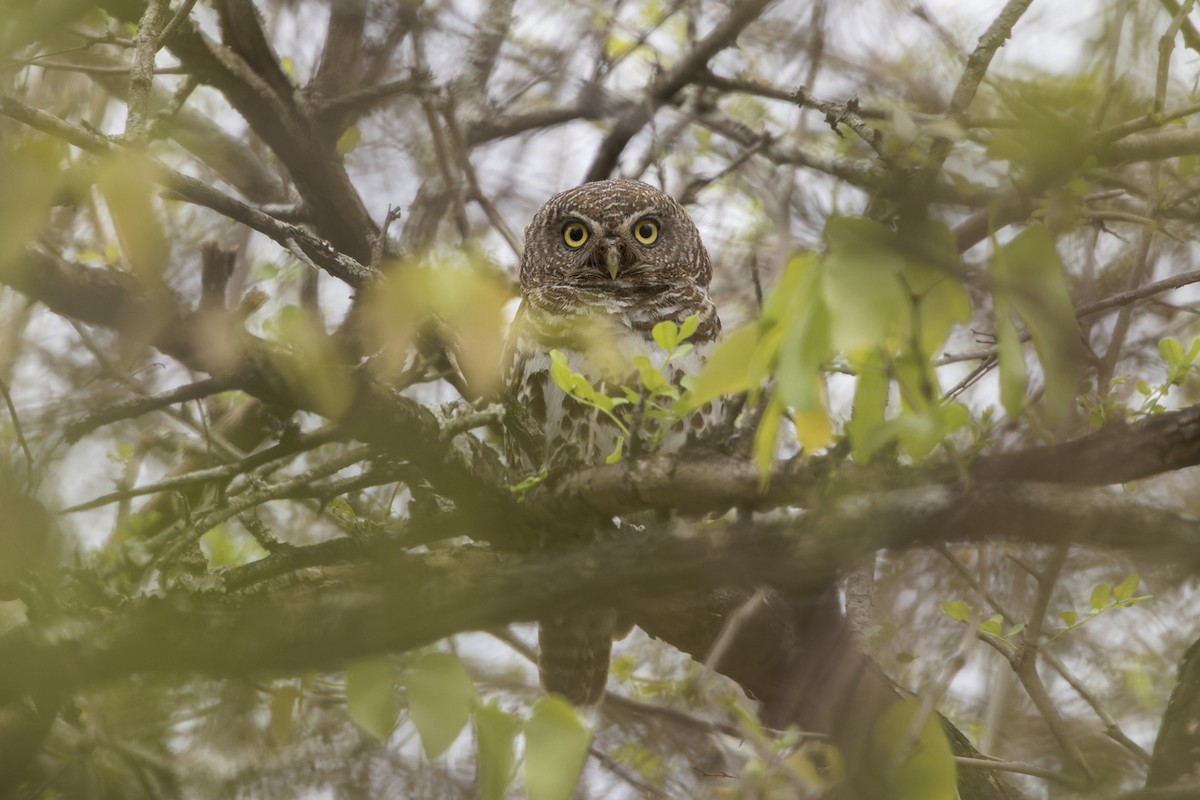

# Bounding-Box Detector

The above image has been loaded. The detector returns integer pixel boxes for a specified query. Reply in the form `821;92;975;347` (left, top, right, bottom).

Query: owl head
519;180;712;302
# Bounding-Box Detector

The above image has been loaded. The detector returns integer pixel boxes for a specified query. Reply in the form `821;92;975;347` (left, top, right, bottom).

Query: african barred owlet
506;179;722;705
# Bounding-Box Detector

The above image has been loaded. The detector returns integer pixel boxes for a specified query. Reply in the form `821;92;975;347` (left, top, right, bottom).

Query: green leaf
753;394;783;483
870;698;957;800
1090;582;1112;610
336;125;362;156
995;302;1028;418
652;319;679;352
406;652;478;758
474;702;520;800
633;354;667;392
549;350;572;392
846;349;889;462
940;600;970;623
794;403;833;453
822;216;910;354
525;696;593;800
509;465;549;494
990;225;1084;422
327;497;358;526
1186;337;1200;363
775;297;832;412
605;435;624;464
678;314;700;342
898;218;971;355
1058;610;1078;626
677;324;757;412
270;305;354;417
1006;623;1025;638
1159;337;1185;367
669;342;694;362
1113;572;1140;602
894;402;970;462
346;657;400;742
979;615;1003;637
96;152;169;282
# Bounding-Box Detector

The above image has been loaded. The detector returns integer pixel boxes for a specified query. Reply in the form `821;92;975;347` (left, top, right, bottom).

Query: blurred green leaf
199;526;268;569
97;153;169;281
271;305;354;417
753;394;783;482
846;349;889;462
677;324;757;413
336;125;361;156
940;600;970;623
1113;572;1140;602
1159;337;1184;368
0;136;64;267
652;319;679;352
990;225;1083;422
406;652;478;758
794;403;833;453
1090;582;1112;610
822;217;909;354
870;698;956;800
474;702;520;800
346;657;400;743
525;696;592;800
678;314;700;341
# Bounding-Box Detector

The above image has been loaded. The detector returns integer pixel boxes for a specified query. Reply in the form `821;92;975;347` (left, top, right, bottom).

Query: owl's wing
503;301;548;468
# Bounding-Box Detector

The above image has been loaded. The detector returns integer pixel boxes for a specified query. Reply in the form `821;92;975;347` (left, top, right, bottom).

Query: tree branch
584;0;776;181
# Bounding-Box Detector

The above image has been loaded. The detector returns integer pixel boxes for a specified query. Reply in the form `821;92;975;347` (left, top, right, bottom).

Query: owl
506;179;723;705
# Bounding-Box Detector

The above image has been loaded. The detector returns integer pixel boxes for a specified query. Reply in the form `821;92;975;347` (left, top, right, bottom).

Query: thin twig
61;425;346;514
704;587;768;671
915;0;1035;202
0;375;35;487
157;0;200;46
1016;546;1095;782
1157;0;1198;113
65;377;234;443
955;756;1088;790
935;545;1152;765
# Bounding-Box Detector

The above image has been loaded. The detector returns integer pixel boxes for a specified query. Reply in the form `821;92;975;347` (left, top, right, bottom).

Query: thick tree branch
103;0;378;261
1;481;1194;700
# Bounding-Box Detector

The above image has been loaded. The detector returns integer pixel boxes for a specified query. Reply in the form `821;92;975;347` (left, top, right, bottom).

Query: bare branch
124;0;169;143
585;0;776;181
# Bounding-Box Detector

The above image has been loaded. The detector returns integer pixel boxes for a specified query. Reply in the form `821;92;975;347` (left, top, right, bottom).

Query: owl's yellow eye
562;222;589;249
633;218;659;245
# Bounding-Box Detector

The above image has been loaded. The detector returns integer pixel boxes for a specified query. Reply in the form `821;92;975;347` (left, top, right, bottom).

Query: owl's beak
599;238;623;279
605;246;621;280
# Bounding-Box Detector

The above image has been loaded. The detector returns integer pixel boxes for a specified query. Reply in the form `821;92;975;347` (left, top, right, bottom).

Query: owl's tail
537;608;616;706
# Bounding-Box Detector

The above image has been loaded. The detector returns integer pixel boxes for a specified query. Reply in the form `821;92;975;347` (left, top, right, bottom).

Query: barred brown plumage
504;179;722;705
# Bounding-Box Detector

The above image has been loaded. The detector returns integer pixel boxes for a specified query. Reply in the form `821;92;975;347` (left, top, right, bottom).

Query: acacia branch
585;0;776;181
531;401;1200;518
1;481;1196;702
0;247;519;540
